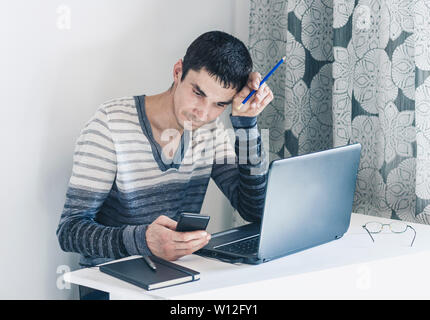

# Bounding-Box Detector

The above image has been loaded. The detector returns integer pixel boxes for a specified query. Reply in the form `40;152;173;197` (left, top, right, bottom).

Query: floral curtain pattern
249;0;430;224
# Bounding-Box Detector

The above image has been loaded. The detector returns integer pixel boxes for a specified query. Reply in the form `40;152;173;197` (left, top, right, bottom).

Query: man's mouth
184;113;202;125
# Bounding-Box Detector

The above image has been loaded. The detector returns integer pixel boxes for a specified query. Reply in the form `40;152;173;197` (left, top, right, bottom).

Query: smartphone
176;213;210;232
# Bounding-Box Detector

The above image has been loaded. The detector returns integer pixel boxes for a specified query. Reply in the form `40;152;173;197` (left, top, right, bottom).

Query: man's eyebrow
192;83;233;105
192;84;207;97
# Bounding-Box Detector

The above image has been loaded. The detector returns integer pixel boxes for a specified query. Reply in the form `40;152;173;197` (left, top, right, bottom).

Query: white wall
0;0;249;299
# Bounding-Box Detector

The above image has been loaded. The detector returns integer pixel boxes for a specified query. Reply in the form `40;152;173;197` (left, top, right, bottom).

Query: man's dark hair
181;31;253;92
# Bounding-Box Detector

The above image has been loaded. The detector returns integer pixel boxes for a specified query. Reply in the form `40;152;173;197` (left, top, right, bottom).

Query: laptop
196;143;362;264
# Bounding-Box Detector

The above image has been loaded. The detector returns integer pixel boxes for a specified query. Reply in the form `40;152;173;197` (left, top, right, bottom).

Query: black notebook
99;255;200;291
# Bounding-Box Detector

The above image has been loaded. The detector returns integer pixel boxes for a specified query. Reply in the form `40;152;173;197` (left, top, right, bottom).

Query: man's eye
216;103;226;108
193;90;202;96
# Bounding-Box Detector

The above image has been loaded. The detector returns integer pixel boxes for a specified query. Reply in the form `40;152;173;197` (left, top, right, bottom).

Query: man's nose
192;105;209;122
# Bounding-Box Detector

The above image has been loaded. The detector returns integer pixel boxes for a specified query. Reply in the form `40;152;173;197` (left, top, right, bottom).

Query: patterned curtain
248;0;430;224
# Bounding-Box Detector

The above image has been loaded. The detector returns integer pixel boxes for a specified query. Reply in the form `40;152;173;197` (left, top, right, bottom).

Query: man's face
172;61;237;131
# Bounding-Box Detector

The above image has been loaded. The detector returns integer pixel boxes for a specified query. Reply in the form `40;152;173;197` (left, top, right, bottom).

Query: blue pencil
238;56;286;110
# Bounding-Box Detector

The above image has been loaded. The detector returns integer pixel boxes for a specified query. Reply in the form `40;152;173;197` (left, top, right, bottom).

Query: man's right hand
145;215;211;261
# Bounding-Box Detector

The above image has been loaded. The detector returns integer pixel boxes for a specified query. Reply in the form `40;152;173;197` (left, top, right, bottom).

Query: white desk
63;213;430;299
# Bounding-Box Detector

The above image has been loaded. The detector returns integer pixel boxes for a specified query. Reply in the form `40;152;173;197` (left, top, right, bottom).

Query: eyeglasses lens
390;221;407;233
365;222;382;233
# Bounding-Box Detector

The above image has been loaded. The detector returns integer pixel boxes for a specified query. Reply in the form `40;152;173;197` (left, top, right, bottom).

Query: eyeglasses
362;221;416;247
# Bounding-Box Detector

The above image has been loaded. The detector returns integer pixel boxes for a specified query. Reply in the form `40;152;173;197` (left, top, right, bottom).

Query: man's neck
145;89;184;136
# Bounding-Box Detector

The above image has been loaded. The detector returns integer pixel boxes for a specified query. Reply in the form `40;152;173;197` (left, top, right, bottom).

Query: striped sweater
56;95;268;267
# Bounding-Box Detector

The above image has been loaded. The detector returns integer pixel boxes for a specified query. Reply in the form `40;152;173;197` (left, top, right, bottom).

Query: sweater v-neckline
134;95;190;172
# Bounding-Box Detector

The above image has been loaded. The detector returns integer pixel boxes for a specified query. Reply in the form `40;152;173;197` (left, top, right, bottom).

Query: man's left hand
232;72;274;117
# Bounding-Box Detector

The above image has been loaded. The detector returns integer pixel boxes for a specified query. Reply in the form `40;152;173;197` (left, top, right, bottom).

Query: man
56;31;273;270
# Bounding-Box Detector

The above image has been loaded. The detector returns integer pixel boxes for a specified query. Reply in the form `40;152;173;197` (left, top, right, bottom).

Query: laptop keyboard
215;236;260;255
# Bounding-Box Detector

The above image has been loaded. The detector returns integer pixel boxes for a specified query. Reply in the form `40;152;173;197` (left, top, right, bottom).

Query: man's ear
173;59;183;84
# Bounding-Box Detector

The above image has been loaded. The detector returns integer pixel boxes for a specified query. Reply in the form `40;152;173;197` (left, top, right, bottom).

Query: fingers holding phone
145;214;211;261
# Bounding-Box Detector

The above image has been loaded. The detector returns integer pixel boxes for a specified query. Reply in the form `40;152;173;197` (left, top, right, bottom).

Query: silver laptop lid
258;144;361;262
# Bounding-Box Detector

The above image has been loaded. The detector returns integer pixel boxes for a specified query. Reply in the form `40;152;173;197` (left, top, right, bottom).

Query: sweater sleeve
56;105;151;261
210;114;268;222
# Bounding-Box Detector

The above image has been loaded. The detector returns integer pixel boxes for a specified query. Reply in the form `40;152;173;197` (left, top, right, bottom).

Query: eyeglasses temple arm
407;225;416;247
362;225;375;243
